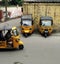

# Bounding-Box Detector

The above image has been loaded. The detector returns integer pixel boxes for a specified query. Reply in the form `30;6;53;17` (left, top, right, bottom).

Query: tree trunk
5;0;8;19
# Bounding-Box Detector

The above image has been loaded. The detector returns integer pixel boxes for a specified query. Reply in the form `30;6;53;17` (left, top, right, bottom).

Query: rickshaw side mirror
40;20;42;25
32;20;34;25
20;21;22;25
51;20;53;25
20;18;22;25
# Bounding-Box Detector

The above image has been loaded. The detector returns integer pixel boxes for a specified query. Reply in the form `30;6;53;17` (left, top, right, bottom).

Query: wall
23;3;60;31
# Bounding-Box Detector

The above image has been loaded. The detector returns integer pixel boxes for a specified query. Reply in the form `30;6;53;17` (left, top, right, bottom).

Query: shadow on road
0;49;23;52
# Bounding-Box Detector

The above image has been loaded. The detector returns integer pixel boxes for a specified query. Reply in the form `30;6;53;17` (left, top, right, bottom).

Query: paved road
0;35;60;64
0;19;60;64
0;18;21;29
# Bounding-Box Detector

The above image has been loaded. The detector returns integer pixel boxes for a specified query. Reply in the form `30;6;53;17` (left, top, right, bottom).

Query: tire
45;34;47;38
19;45;24;50
24;34;28;38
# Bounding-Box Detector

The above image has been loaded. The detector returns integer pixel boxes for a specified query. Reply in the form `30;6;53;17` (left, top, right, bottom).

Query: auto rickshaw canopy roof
21;14;32;20
40;16;53;21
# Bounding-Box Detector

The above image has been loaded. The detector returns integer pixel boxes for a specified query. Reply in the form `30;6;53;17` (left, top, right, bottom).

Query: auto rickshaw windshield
22;20;32;26
41;20;52;26
12;29;19;36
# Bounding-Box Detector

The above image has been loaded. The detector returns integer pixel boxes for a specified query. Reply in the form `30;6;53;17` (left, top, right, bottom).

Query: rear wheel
19;45;24;50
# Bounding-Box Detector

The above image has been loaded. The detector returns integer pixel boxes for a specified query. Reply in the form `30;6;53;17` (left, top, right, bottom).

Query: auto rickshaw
0;26;24;49
38;16;53;37
20;14;34;37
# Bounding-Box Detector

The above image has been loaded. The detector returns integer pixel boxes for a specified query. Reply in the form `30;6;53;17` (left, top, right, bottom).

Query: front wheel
44;34;48;38
19;45;24;50
24;34;28;37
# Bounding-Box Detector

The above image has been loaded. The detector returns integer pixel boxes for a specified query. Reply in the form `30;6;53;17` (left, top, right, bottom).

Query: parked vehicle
38;16;53;37
20;14;34;37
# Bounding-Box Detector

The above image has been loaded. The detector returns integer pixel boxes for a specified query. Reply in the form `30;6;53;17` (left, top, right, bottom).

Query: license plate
45;31;48;33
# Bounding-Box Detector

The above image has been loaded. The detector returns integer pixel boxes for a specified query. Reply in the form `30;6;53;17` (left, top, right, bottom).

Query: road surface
0;18;60;64
0;35;60;64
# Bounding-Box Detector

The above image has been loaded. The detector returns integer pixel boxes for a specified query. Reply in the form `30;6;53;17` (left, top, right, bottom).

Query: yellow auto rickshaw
38;16;53;37
0;26;24;49
20;14;34;37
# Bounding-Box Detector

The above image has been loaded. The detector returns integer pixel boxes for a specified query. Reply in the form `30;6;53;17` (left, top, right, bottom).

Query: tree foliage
2;0;23;6
2;0;5;5
10;0;23;6
15;0;23;6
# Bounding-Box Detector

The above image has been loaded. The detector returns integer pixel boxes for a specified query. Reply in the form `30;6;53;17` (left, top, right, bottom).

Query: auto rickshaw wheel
19;45;24;50
44;34;48;38
24;34;28;37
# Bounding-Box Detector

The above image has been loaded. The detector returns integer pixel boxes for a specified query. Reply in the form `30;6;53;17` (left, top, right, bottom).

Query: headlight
30;28;32;30
49;28;51;30
8;41;13;44
22;28;24;30
16;39;20;42
41;28;43;30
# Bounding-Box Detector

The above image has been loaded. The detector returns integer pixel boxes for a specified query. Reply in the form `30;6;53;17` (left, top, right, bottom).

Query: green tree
5;0;8;19
13;0;23;6
2;0;5;5
2;0;8;19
